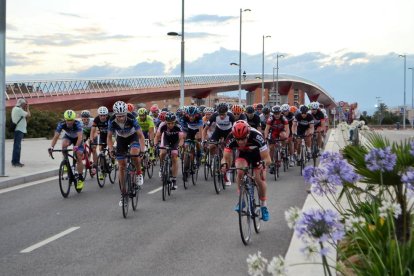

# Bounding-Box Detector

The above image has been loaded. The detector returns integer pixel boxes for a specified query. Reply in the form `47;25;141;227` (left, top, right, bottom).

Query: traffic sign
339;101;345;107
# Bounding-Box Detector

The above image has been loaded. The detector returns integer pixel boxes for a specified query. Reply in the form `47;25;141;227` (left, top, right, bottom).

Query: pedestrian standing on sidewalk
11;98;31;167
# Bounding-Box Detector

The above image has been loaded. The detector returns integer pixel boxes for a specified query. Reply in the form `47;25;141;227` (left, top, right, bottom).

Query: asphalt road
0;161;308;275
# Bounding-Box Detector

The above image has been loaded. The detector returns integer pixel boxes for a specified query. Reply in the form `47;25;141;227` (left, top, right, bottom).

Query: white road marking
148;187;162;194
0;176;58;195
20;227;80;253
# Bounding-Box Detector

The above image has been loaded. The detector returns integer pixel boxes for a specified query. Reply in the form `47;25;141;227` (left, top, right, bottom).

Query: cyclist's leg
115;136;129;193
235;157;248;189
92;136;98;165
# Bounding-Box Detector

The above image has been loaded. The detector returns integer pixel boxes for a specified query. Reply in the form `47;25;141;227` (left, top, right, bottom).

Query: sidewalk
0;138;59;188
284;127;348;275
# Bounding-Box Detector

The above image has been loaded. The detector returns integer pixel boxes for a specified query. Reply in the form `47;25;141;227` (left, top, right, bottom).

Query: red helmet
150;104;159;113
127;103;135;113
159;111;167;122
232;120;250;139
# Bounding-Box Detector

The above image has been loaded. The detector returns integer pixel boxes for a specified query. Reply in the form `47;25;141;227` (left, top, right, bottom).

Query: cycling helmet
217;103;228;114
150;104;159;113
186;106;198;116
272;105;281;113
80;110;90;118
281;104;290;113
289;106;298;113
159;111;167;121
310;102;320;110
126;103;135;113
256;103;264;110
245;105;255;114
231;104;244;114
204;107;214;114
232;120;250;139
113;101;127;114
198;105;206;114
161;107;169;112
262;107;270;115
165;112;176;122
252;103;258;110
97;106;109;115
300;105;309;114
64;110;76;120
138;108;147;116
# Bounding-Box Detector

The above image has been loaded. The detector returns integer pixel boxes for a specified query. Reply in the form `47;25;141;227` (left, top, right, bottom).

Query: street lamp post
0;0;5;176
409;67;414;109
261;35;271;104
275;54;284;105
376;96;382;125
399;54;406;129
237;8;251;105
167;0;185;107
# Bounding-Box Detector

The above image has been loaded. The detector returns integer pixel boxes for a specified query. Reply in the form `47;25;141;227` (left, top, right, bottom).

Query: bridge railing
5;74;273;100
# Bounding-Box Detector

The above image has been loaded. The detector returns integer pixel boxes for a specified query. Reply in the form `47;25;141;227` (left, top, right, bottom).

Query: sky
5;0;414;113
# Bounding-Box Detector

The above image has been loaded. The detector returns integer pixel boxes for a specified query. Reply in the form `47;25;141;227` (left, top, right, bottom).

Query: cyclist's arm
260;148;272;167
154;129;161;145
292;121;298;135
264;124;271;140
107;130;114;152
90;126;97;141
221;149;232;167
308;123;315;136
50;131;60;148
178;132;185;147
284;122;290;136
136;129;146;153
201;124;209;141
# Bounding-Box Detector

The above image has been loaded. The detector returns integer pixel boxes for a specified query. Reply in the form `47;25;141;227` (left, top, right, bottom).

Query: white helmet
310;102;320;110
204;107;214;113
113;101;127;114
281;104;290;112
98;106;109;115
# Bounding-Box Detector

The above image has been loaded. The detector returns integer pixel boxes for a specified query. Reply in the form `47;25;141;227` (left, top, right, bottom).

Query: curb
0;169;58;189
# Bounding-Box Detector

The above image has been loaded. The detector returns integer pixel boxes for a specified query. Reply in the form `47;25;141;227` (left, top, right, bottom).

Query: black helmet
246;105;255;114
198;105;206;113
300;105;309;114
165;112;176;122
262;107;270;115
256;103;264;109
217;103;228;114
271;105;281;113
161;107;169;112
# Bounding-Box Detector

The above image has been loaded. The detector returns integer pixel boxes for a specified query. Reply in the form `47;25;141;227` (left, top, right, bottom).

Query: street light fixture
167;0;185;107
399;54;407;129
237;8;251;105
275;54;284;105
261;35;271;104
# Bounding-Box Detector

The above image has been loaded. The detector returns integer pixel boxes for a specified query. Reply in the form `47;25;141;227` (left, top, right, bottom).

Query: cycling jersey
108;113;141;138
180;114;203;131
246;113;261;129
55;120;83;139
233;113;248;122
266;115;288;139
224;128;268;168
158;123;182;148
207;112;235;131
81;118;94;138
294;113;314;136
310;110;325;128
283;112;295;136
92;116;109;134
137;115;155;132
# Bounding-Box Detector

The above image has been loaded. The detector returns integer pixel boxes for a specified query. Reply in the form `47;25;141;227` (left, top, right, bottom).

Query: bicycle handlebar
48;148;73;160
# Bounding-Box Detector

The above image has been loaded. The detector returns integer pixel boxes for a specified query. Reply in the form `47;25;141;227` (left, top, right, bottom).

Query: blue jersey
108;113;141;138
55;120;83;139
180;115;203;132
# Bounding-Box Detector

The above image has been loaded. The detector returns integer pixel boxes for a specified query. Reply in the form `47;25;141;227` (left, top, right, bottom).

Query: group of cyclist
48;100;328;222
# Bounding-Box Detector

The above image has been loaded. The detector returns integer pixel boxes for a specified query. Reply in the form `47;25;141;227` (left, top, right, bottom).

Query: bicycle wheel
166;158;172;196
183;152;190;189
58;160;71;198
300;145;306;176
312;140;318;168
123;172;130;218
97;154;106;188
162;161;168;201
191;156;198;186
273;149;279;181
203;150;210;181
141;157;146;179
252;184;262;233
147;157;154;179
108;157;117;184
238;186;252;245
212;155;221;194
131;173;139;211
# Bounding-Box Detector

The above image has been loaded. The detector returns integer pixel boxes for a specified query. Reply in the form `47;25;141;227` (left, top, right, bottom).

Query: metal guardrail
4;74;273;100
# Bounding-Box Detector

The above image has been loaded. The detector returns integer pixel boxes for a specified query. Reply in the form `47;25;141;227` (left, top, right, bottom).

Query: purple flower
320;152;342;165
324;158;361;184
295;208;345;243
401;168;414;185
364;147;396;172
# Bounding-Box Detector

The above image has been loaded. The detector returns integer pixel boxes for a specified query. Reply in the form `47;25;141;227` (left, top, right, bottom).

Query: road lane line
148;187;162;194
0;176;58;195
20;227;80;253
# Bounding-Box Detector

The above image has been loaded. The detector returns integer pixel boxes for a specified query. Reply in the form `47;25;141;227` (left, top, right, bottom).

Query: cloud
6;53;33;66
6;23;18;31
187;14;236;24
58;12;84;18
186;32;218;39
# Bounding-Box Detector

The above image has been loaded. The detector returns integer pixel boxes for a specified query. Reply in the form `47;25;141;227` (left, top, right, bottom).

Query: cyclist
221;120;271;221
309;101;326;152
48;110;85;190
107;101;146;204
245;105;261;131
264;105;289;174
292;105;314;160
255;103;264;116
154;112;184;190
259;106;271;131
281;104;296;166
90;106;110;180
137;107;156;161
202;103;235;185
180;106;203;165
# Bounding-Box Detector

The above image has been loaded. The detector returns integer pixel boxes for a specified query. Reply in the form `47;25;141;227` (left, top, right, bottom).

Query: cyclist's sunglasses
233;113;241;116
219;113;227;116
235;136;248;141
